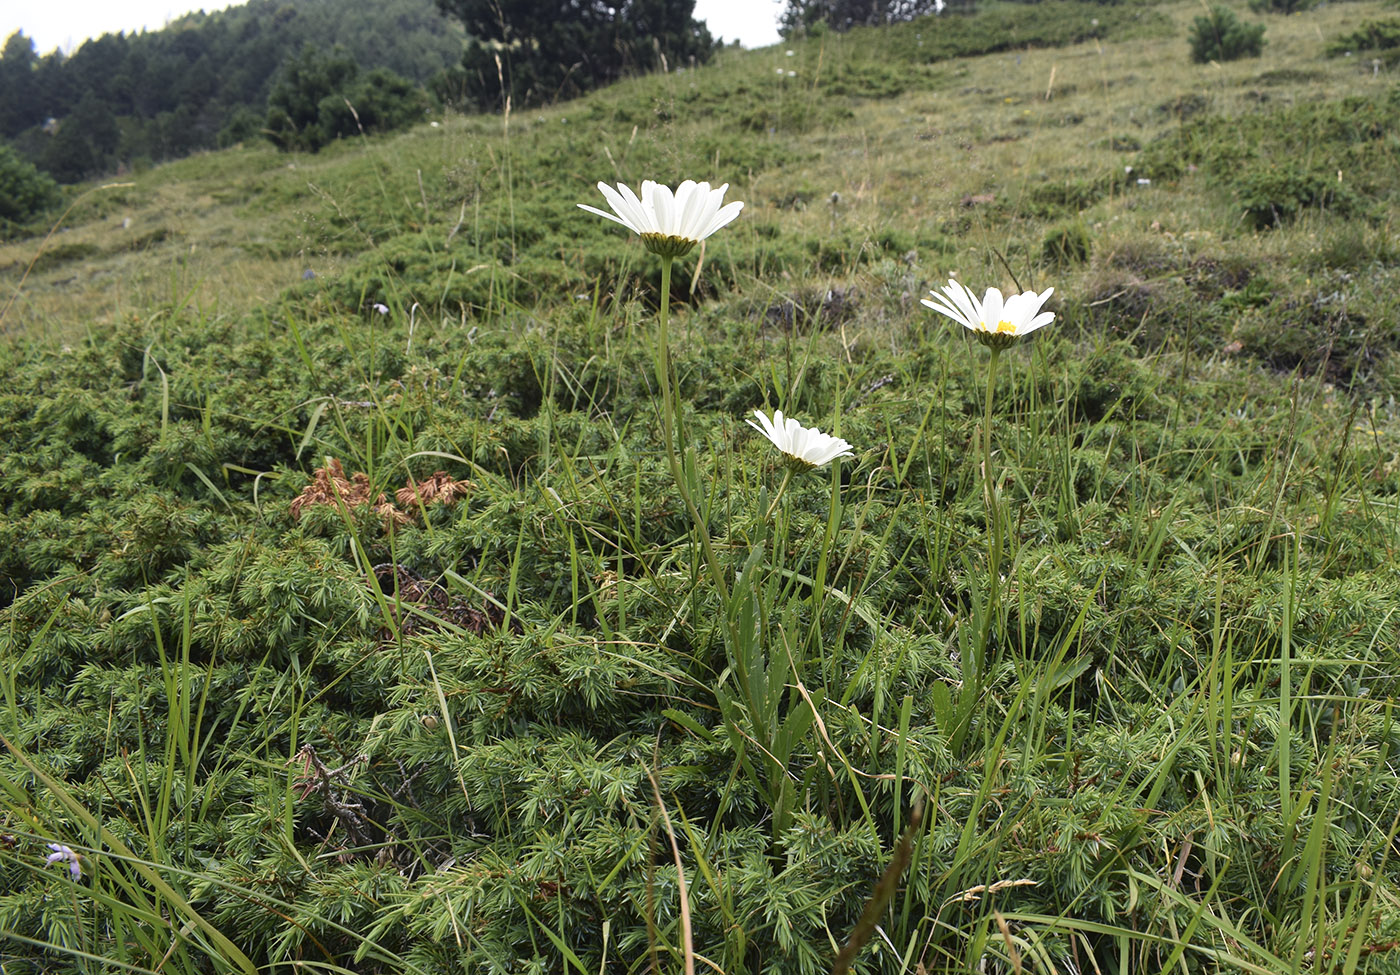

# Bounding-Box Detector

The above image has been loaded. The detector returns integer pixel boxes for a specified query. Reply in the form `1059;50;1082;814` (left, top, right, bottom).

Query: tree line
0;0;464;184
1;0;958;231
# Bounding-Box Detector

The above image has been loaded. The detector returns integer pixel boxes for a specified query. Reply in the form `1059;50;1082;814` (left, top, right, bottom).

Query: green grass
3;1;1400;972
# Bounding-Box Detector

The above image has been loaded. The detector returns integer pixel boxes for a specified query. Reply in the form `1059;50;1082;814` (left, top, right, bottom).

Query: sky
697;0;784;48
2;0;784;58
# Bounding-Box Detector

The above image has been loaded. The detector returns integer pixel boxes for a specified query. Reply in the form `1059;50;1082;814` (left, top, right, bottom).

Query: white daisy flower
922;279;1055;349
579;180;744;258
747;409;854;469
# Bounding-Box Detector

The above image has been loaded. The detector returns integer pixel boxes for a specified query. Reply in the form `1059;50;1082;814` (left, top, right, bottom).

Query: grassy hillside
3;1;1400;972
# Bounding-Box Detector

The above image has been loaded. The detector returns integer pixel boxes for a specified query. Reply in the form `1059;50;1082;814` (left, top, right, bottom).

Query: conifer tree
434;0;715;110
0;32;47;139
779;0;946;34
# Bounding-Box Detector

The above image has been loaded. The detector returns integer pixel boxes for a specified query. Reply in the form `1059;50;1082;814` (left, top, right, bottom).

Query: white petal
818;440;853;465
1001;291;1031;329
1021;311;1055;334
650;182;676;236
944;280;985;329
684;182;722;239
578;203;633;230
922;292;972;330
581;182;647;235
981;288;1004;330
636;180;662;233
705;198;744;238
789;423;810;460
605;182;650;232
782;414;803;450
675;181;708;241
1003;287;1054;334
748;409;780;446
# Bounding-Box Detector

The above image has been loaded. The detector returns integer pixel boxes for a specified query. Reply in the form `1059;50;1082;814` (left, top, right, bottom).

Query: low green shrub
1234;165;1363;229
1188;6;1265;63
23;241;101;273
875;0;1171;64
0;143;59;232
264;46;428;152
1327;18;1400;66
1306;223;1400;271
1248;0;1312;14
1237;288;1394;385
1134;90;1400;200
1041;221;1092;266
1025;176;1109;218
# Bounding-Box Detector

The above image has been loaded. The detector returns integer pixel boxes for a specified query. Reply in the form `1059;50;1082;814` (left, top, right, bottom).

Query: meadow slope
3;2;1400;972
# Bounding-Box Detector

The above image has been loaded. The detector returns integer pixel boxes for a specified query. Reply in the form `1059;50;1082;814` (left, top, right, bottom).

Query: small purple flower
372;303;389;315
302;269;317;280
46;843;82;881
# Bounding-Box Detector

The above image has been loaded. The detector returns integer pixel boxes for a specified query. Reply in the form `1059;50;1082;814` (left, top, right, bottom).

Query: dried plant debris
288;744;445;874
371;562;510;638
291;460;471;528
395;471;473;511
289;458;408;526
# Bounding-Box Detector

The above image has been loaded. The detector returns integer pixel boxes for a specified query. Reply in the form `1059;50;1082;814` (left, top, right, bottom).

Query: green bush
1188;6;1265;63
1237;291;1393;384
1327;18;1400;66
1041;221;1092;266
323;68;429;139
1134;89;1399;199
1233;165;1363;229
1248;0;1312;14
1025;176;1108;218
26;240;100;272
0;143;59;229
264;46;426;152
216;106;264;148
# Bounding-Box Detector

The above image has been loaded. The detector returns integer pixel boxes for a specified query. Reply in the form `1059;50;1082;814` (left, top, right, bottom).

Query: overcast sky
2;0;783;58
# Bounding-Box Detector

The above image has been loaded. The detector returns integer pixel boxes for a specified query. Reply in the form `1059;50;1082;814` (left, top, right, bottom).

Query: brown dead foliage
396;471;473;511
290;459;471;528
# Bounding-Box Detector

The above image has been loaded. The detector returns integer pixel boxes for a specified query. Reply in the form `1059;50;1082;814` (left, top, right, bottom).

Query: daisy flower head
922;279;1055;349
579;180;744;258
747;409;854;470
46;843;82;881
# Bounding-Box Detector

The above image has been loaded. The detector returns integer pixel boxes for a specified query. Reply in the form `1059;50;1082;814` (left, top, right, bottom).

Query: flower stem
980;345;1003;663
764;467;795;521
656;255;677;457
654;255;731;607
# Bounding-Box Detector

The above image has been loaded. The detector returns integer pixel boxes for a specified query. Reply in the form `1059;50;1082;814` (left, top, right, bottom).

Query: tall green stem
980;346;1003;662
655;256;677;465
654;255;731;607
764;467;795;521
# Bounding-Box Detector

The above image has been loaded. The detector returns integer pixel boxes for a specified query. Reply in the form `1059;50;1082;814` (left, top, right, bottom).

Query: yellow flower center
995;320;1017;335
